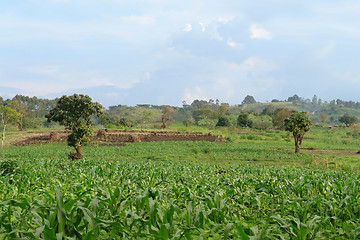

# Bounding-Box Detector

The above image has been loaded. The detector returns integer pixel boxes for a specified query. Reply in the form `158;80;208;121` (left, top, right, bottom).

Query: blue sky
1;0;360;107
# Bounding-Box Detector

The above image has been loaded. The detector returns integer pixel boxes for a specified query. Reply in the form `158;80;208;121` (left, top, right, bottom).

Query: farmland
1;126;360;239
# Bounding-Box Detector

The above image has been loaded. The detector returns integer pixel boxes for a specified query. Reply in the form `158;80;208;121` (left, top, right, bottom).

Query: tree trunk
75;145;82;159
19;118;23;131
69;145;82;160
294;136;300;153
1;124;6;149
161;117;168;129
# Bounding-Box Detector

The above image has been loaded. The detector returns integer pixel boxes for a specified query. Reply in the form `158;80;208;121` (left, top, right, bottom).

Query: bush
197;118;217;128
253;121;272;130
237;113;253;128
22;118;39;129
216;117;231;127
183;118;195;127
118;118;135;127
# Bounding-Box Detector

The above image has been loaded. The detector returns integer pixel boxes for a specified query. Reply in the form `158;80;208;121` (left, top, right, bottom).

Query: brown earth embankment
13;129;226;146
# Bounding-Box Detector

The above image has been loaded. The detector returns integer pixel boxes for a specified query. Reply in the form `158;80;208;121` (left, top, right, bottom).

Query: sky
1;0;360;107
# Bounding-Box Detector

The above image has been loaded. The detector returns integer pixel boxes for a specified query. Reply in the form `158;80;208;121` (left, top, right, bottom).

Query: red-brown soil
13;129;227;146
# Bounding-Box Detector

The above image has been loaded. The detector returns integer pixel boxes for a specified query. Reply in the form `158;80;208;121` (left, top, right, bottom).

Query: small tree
284;111;312;153
0;106;23;149
319;114;327;124
237;112;253;128
272;108;294;130
161;105;175;129
339;114;357;127
138;111;153;130
46;94;103;159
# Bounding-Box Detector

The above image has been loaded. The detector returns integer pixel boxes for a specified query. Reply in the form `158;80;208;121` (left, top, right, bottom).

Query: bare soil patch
13;129;226;146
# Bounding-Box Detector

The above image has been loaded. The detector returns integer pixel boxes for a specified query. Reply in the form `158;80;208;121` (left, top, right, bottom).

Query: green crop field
1;126;360;239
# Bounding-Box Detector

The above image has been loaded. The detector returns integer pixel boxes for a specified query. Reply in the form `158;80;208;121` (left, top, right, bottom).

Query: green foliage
182;118;194;127
0;160;19;176
46;94;103;157
0;106;23;148
253;120;272;130
0;106;23;125
242;95;257;105
118;117;135;127
0;144;359;239
272;108;294;130
339;114;357;127
197;118;217;128
237;112;253;128
285;111;312;153
216;116;231;127
192;108;214;122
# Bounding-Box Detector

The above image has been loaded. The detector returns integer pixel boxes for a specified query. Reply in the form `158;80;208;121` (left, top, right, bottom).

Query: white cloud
199;22;206;32
227;39;236;47
226;39;242;49
183;87;208;103
183;24;192;32
249;24;273;40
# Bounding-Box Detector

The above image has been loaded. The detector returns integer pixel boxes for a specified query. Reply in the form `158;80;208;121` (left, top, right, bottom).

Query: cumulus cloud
249;24;273;40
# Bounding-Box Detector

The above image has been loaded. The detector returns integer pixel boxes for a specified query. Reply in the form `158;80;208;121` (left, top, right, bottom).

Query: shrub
197;118;217;128
253;121;272;130
183;118;195;127
237;112;253;128
118;118;135;127
216;117;231;127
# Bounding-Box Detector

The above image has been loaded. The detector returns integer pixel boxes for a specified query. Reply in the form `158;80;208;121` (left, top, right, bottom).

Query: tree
272;108;294;130
319;114;327;124
339;114;357;127
7;100;27;130
0;106;23;149
217;103;230;117
242;95;256;105
287;94;301;102
138;111;153;130
161;105;175;129
216;116;231;127
46;94;103;159
312;95;318;105
237;112;253;128
261;104;276;116
284;111;312;153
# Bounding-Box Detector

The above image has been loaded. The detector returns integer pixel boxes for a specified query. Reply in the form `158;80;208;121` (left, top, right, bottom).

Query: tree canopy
339;114;357;127
237;112;253;128
0;106;23;148
272;108;294;131
46;94;103;159
242;95;256;105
